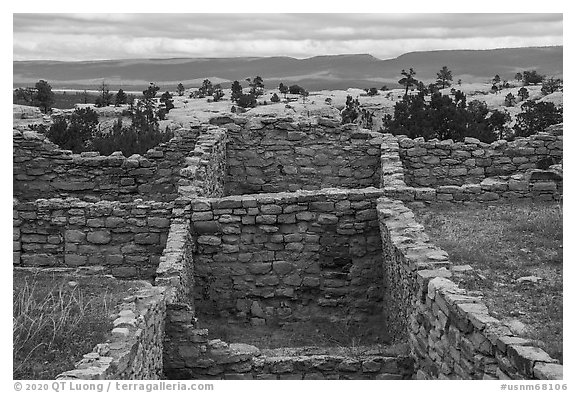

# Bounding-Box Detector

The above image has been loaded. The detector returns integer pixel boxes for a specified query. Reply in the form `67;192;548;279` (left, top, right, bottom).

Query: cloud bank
13;13;563;61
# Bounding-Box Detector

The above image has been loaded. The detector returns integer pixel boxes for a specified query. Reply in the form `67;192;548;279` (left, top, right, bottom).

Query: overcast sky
13;13;563;61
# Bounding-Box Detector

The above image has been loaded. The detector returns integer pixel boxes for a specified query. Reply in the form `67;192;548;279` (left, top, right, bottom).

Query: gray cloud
13;13;563;61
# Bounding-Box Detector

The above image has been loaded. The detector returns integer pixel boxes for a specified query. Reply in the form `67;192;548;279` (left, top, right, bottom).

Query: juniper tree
34;80;54;113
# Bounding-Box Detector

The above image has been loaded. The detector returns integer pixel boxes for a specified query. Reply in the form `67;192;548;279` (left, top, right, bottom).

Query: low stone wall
178;126;227;200
377;197;562;380
191;187;385;324
398;132;562;187
57;283;168;380
13;127;199;202
225;116;382;194
14;198;172;279
380;134;562;203
155;207;194;304
164;325;414;380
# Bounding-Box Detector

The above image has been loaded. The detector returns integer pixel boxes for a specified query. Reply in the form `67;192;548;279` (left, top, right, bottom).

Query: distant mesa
13;46;562;91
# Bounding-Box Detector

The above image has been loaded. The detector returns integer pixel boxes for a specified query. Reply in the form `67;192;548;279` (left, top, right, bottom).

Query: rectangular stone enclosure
190;188;385;325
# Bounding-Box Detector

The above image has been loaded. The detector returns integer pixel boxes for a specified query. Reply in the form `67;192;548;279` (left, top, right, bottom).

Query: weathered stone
87;231;111;244
533;362;563;380
134;233;160;245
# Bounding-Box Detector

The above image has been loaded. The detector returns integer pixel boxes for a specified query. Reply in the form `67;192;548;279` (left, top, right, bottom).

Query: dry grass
13;270;144;379
413;201;563;362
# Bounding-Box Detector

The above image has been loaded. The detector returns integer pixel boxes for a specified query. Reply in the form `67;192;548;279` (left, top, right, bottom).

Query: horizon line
13;44;563;63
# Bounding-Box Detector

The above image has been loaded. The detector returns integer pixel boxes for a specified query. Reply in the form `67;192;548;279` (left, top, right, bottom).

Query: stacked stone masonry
381;133;562;203
177;126;227;200
164;315;414;380
13;127;200;203
14;198;172;280
377;197;562;380
12;114;563;380
190;187;385;324
398;133;562;187
57;283;168;380
224;117;382;194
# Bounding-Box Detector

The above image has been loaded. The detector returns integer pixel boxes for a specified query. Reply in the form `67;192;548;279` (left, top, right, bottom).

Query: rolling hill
13;46;562;91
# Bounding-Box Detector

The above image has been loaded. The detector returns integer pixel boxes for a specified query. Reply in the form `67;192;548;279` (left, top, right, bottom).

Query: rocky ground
13;82;563;134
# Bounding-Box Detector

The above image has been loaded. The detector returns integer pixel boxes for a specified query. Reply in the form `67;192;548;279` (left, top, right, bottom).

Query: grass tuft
413;201;563;362
13;270;144;379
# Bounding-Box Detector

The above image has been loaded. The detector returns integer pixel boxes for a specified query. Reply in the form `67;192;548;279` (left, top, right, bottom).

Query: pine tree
278;83;288;99
115;89;127;106
436;66;453;89
231;81;243;102
398;68;418;98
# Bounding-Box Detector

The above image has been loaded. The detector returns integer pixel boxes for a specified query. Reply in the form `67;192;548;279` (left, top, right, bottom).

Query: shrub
366;87;379;96
517;87;529;101
541;78;563;95
46;108;99;152
237;93;257;109
341;96;360;124
92;99;174;156
504;93;516;107
514;101;563;138
523;70;545;85
288;84;304;95
212;84;224;102
385;92;511;143
270;93;280;103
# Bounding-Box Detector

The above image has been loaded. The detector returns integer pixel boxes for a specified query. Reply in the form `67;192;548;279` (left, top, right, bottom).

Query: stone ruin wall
13;127;200;203
13;198;172;280
164;328;414;380
398;133;562;187
190;188;384;325
377;197;562;380
12;115;564;380
380;133;562;203
224;117;382;195
57;283;168;380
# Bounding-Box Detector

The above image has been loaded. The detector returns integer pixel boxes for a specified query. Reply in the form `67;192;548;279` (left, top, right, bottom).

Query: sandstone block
302;277;320;287
65;230;86;243
197;235;222;246
295;212;315;221
531;182;557;192
86;218;105;228
318;214;338;224
134;232;160;244
86;231;112;244
309;202;334;212
248;263;272;274
105;217;125;228
148;217;171;227
273;261;294;275
533;362;563;380
21;253;58;266
194;221;221;234
64;254;87;266
508;346;557;377
255;215;277;224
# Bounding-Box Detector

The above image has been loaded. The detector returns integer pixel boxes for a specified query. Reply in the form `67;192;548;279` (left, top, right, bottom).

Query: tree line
382;67;562;142
27;82;175;157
